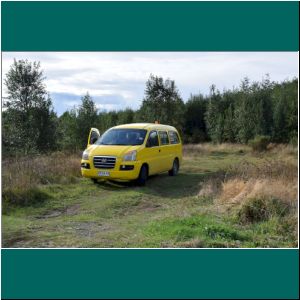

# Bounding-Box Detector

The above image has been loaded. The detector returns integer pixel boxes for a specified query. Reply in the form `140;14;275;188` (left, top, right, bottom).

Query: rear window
158;131;169;145
169;131;180;144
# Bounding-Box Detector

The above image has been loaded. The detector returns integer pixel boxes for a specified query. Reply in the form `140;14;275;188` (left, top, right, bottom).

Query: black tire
137;164;148;186
168;159;179;176
91;178;98;184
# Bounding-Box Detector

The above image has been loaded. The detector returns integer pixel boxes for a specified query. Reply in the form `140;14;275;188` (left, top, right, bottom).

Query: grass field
2;144;298;248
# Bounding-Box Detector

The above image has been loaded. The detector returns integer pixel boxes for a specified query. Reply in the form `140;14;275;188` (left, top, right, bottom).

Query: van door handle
159;149;161;152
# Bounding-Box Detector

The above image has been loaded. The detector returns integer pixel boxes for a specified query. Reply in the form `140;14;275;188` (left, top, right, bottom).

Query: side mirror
146;139;151;147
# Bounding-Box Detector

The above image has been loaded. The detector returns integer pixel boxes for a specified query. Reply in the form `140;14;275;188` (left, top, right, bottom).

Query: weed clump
237;197;290;224
204;224;246;241
2;187;51;213
248;135;270;152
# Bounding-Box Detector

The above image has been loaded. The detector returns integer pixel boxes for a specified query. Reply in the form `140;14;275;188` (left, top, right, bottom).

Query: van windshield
96;129;147;146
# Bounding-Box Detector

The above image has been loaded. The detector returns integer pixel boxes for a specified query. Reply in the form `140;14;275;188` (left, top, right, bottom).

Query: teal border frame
1;1;299;299
2;249;299;299
1;1;299;51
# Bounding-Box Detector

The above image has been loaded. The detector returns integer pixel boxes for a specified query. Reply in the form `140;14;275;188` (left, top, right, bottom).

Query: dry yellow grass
268;143;298;157
198;179;222;198
2;151;81;192
195;146;298;215
225;159;297;181
184;143;250;156
219;178;297;207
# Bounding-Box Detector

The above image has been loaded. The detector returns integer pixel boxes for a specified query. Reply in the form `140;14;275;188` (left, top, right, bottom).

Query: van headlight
123;150;137;161
82;150;89;160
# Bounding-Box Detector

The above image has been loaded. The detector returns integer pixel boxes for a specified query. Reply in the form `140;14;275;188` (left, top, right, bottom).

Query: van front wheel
169;159;179;176
137;165;148;186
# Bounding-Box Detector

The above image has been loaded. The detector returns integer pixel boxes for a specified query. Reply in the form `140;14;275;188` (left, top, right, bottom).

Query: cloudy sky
2;52;298;115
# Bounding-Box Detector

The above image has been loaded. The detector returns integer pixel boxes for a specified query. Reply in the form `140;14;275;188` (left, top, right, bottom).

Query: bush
248;135;270;152
237;197;290;224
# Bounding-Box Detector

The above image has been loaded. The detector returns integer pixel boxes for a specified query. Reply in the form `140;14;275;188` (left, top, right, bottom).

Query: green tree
272;78;298;142
118;108;135;125
76;93;98;149
272;95;288;142
58;109;78;150
285;78;298;142
139;74;185;131
3;59;58;154
184;94;208;143
205;85;225;143
223;104;236;142
235;78;258;143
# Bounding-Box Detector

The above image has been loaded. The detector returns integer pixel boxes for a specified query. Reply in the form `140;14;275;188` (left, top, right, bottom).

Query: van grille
93;156;116;169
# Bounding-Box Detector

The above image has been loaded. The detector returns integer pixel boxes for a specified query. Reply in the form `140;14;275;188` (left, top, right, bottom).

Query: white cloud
2;51;298;115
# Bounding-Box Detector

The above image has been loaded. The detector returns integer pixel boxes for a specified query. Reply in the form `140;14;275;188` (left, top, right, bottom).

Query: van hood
87;144;141;158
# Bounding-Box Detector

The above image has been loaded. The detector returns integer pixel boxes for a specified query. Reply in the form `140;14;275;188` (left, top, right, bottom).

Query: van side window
158;131;169;145
146;131;159;147
169;131;180;144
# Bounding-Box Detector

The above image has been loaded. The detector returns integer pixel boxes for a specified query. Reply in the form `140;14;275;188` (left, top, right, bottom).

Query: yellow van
81;123;182;185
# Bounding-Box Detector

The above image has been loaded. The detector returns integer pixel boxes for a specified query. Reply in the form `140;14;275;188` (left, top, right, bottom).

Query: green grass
142;213;250;248
2;146;298;248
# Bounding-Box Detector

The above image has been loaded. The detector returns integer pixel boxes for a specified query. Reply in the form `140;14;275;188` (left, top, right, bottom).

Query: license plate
98;171;110;177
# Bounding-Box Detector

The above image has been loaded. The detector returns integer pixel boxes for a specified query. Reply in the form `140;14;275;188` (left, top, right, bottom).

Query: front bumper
81;159;141;181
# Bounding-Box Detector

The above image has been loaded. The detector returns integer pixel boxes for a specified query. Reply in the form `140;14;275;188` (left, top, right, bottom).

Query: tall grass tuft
248;135;270;152
190;143;298;234
2;151;82;209
237;196;291;224
2;188;51;214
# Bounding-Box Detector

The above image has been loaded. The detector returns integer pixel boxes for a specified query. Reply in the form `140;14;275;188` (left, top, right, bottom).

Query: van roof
113;123;178;131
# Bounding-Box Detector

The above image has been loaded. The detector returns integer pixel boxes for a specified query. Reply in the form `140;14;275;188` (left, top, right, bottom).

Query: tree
272;95;288;142
76;93;98;149
184;94;208;143
235;78;258;143
223;104;236;142
118;108;135;125
3;59;58;154
33;98;58;152
139;74;185;131
57;109;78;150
285;78;298;142
272;78;298;143
205;85;226;143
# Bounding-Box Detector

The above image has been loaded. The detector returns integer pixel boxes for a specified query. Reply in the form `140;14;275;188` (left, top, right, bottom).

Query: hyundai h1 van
81;123;182;185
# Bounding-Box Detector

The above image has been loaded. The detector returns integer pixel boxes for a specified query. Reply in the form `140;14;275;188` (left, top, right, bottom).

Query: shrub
248;135;270;152
237;197;290;224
